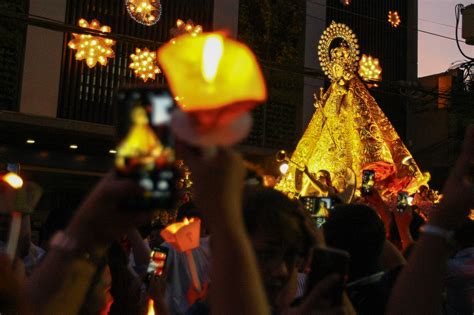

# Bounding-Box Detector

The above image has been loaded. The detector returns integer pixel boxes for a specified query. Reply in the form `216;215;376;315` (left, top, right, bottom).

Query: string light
358;54;382;82
388;11;401;28
170;19;203;44
126;0;162;26
68;19;115;68
129;48;161;82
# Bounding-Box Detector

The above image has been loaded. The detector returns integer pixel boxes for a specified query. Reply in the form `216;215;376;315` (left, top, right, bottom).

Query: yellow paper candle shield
160;217;201;252
158;33;267;113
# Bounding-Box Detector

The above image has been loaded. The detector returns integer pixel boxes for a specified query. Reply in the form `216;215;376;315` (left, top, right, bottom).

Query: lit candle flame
2;172;23;189
147;299;155;315
202;35;224;83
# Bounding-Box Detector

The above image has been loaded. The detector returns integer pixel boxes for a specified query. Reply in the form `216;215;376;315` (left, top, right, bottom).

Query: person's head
418;185;429;198
176;201;208;236
148;223;165;249
317;170;331;186
323;204;385;281
242;187;320;310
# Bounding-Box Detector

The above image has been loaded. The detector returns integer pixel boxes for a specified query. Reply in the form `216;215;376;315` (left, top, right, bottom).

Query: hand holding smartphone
396;191;413;213
361;170;375;196
147;246;169;278
115;86;179;211
305;247;350;306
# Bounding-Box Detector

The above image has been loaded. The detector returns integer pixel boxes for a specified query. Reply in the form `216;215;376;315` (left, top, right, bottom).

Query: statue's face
329;46;351;83
331;63;345;81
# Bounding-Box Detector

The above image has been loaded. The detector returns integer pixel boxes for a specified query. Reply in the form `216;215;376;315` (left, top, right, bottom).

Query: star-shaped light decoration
170;19;203;44
125;0;162;26
129;48;161;82
358;54;382;82
68;19;115;68
388;11;401;28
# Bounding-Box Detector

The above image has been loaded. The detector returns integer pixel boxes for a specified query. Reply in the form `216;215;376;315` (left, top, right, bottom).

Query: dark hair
176;201;201;221
242;186;319;254
323;204;385;281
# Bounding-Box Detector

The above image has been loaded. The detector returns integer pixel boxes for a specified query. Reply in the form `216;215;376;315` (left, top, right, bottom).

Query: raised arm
387;125;474;315
26;173;149;315
180;145;270;315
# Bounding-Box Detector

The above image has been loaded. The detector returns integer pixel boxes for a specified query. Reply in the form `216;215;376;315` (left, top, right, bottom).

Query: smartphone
301;197;333;216
361;169;375;196
396;191;413;213
305;247;350;306
115;86;179;211
147;246;169;278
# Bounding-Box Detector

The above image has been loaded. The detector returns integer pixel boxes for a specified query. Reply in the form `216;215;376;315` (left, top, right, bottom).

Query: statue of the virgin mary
275;22;429;202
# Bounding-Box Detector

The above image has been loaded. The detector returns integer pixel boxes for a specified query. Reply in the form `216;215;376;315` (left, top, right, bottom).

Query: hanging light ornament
68;19;115;68
388;11;401;27
358;54;382;82
340;0;351;5
129;48;161;82
125;0;162;26
170;19;203;44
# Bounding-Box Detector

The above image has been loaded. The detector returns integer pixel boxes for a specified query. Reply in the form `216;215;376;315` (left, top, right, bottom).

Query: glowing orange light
158;32;267;128
170;19;203;44
160;217;201;252
126;0;162;26
358;54;382;82
2;172;24;189
129;48;161;82
388;11;401;27
469;209;474;221
68;19;115;68
341;0;351;5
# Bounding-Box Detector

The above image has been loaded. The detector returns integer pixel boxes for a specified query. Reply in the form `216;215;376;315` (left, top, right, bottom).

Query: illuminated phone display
147;247;169;277
361;170;375;195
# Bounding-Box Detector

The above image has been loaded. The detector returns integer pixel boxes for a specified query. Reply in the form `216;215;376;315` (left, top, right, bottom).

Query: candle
158;32;267;130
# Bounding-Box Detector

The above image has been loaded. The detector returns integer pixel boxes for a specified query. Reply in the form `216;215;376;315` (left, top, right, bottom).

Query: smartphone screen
115;86;179;211
305;247;350;306
301;197;334;228
361;170;375;196
397;191;412;213
147;246;169;277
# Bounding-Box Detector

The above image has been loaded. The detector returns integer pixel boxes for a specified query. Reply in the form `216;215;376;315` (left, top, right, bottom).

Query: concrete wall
213;0;239;38
303;0;326;130
19;0;66;117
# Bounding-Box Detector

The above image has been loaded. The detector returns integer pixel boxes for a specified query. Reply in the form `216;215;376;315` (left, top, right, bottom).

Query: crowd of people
0;124;473;315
